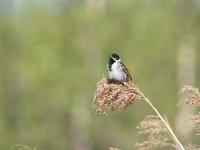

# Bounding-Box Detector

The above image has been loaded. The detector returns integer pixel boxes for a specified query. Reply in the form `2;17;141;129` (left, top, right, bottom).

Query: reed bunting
107;53;132;82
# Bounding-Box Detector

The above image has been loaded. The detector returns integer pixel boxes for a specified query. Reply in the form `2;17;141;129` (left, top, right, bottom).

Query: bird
107;53;132;82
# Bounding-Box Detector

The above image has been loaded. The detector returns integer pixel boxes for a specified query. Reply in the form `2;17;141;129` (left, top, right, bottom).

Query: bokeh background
0;0;200;149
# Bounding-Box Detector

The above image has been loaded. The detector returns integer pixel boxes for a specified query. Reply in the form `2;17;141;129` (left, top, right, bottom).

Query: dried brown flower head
135;135;176;150
135;115;176;150
186;112;200;133
179;85;200;150
179;86;200;133
136;115;168;135
93;76;142;113
179;85;200;106
185;143;200;150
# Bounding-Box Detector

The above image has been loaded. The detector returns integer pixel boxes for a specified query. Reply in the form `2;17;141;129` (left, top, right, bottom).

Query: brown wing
120;61;132;81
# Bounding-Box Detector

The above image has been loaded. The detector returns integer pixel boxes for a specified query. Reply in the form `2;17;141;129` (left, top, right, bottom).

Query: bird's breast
108;62;126;81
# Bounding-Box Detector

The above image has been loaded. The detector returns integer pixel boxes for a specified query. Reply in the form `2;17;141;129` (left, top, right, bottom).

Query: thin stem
136;89;185;150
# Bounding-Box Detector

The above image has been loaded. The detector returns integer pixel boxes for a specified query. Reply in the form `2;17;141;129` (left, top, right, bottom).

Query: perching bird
107;53;132;82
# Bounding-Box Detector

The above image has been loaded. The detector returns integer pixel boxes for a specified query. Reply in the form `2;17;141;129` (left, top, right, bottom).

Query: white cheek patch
112;57;117;61
116;59;121;64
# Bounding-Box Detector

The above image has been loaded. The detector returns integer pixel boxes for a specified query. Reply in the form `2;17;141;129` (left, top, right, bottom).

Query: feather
120;61;132;81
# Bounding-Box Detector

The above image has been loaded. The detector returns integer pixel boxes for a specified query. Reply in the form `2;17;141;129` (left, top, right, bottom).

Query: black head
108;53;120;71
111;53;120;60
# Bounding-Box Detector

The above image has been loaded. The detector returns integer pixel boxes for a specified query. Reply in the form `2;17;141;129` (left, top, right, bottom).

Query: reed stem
136;89;185;150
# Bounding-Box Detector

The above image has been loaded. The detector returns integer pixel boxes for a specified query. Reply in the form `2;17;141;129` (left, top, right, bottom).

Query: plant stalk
137;89;185;150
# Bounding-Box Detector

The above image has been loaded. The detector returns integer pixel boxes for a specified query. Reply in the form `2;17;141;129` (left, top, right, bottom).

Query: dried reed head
93;76;142;113
179;85;200;106
135;115;176;150
135;136;176;150
179;86;200;148
136;115;168;135
185;143;200;150
179;86;200;133
186;112;200;133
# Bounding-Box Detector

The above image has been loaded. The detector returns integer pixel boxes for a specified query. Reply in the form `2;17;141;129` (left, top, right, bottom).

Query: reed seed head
136;115;168;135
93;76;142;113
179;85;200;106
186;112;200;133
185;143;200;150
135;115;176;150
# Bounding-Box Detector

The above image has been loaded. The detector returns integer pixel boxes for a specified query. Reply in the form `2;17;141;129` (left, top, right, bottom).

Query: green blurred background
0;0;200;149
